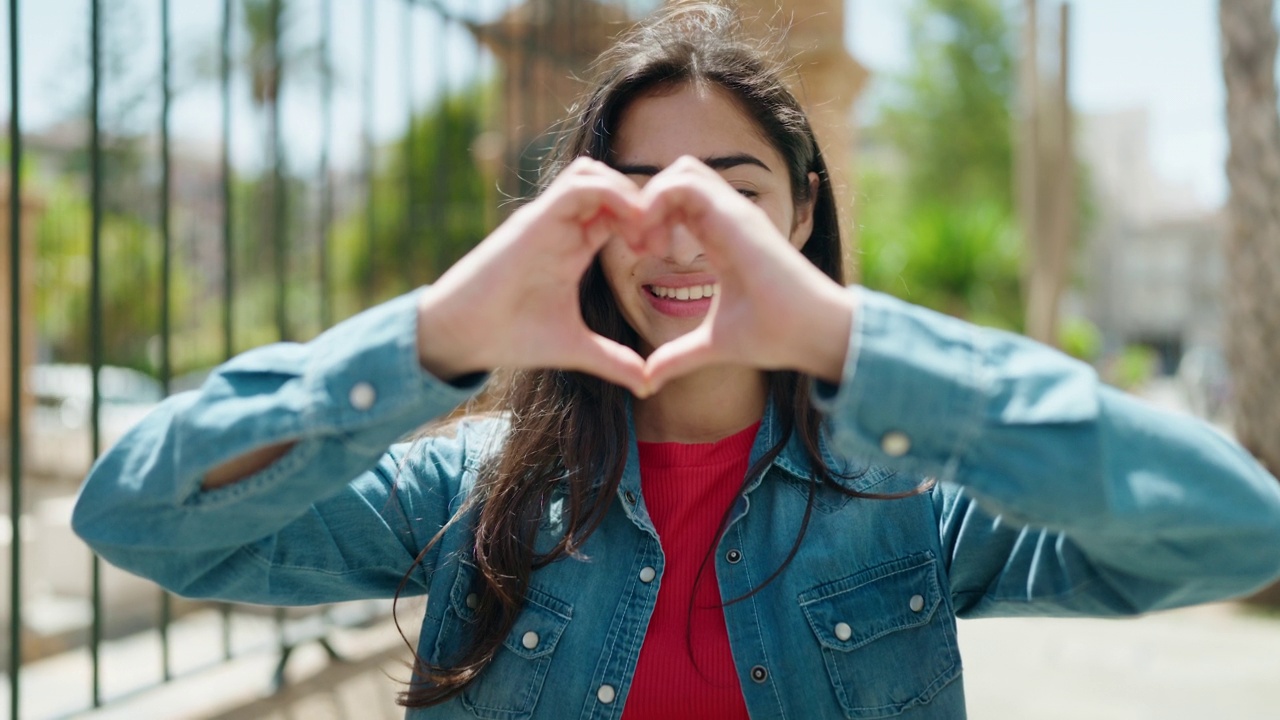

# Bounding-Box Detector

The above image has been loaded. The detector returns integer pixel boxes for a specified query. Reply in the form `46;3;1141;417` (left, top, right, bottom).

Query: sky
850;0;1236;209
3;0;1274;210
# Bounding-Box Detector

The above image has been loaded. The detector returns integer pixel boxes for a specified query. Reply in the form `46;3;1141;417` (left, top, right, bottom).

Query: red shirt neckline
636;421;761;470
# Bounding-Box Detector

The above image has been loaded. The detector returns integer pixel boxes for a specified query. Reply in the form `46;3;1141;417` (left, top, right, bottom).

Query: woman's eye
735;188;759;200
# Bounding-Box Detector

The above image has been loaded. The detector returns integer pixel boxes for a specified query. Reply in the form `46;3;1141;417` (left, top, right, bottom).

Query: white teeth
649;284;719;301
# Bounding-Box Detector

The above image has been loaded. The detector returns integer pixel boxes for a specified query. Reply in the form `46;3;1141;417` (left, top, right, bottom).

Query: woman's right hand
415;158;650;397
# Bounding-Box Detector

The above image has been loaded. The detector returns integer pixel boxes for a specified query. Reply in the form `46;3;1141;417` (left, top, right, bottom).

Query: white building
1076;109;1224;372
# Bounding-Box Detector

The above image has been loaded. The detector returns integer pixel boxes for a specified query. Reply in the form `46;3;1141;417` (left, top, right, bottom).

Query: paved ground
25;599;1275;719
960;602;1280;719
4;602;418;720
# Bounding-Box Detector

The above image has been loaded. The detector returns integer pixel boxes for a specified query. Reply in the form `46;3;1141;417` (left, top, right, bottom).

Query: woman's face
598;83;815;356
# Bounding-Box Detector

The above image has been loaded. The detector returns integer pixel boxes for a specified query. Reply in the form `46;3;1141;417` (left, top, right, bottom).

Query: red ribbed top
622;421;760;720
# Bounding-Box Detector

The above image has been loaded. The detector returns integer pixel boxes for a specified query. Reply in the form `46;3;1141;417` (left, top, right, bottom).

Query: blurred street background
2;0;1280;717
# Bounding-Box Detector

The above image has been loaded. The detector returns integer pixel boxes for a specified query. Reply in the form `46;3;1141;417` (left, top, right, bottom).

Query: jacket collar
755;399;899;495
620;397;899;498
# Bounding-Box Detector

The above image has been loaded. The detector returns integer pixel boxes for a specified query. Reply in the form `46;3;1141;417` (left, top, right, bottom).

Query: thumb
643;326;720;393
567;333;651;398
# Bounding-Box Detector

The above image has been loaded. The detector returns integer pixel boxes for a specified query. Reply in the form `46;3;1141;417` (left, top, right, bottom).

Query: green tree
857;0;1023;329
190;0;322;341
1220;0;1280;485
29;0;197;375
881;0;1015;209
331;88;493;320
34;178;198;375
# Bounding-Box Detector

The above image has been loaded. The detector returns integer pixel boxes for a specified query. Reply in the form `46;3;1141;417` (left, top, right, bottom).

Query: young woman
73;4;1280;719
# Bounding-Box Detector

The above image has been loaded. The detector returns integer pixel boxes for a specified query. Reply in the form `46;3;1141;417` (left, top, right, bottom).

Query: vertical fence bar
518;0;536;199
89;0;105;706
402;0;415;288
220;0;235;660
479;0;496;232
362;0;375;303
431;6;448;273
158;0;174;682
270;0;288;341
221;0;235;363
274;605;287;689
318;0;333;329
7;0;22;716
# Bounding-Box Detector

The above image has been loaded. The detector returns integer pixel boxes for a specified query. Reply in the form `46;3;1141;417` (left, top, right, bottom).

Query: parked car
26;364;164;479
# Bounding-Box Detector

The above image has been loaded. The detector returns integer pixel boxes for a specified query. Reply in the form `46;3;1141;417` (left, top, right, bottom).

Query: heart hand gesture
416;158;650;397
415;156;856;396
636;157;856;392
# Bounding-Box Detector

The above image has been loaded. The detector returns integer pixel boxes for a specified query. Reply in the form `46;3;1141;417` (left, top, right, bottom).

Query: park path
73;600;1280;719
960;602;1280;719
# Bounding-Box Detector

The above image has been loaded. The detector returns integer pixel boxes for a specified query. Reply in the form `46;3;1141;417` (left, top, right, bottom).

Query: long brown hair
398;2;928;708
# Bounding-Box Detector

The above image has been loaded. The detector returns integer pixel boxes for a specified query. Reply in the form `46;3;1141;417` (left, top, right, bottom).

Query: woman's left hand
636;156;858;392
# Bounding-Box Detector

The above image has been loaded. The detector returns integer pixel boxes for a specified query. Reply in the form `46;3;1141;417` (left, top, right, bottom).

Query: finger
567;334;651;398
640;179;707;231
563;182;643;227
583;212;616;251
556;156;626;184
643;325;721;393
594;208;645;252
575;163;648;251
635;217;674;258
561;158;643;197
570;157;640;187
640;180;740;260
548;183;641;253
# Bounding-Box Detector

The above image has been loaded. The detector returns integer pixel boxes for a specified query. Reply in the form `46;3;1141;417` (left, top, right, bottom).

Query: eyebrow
609;153;772;177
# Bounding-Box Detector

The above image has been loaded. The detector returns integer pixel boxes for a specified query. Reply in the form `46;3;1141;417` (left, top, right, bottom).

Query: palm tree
1219;0;1280;478
1220;0;1280;601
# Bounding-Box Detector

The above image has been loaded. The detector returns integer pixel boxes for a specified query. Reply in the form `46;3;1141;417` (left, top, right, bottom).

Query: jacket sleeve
812;287;1280;617
72;289;488;605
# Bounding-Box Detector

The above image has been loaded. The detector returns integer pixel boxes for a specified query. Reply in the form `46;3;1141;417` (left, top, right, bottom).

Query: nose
666;223;705;266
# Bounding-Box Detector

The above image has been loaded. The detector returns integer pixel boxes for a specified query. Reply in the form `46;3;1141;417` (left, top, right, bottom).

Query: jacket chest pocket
798;553;959;719
434;561;573;720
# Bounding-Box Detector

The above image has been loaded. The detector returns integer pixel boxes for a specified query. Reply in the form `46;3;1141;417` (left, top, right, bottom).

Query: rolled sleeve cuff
180;288;486;508
810;288;985;479
304;288;486;451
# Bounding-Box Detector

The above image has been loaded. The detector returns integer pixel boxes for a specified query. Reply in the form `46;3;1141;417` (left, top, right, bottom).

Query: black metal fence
3;0;651;716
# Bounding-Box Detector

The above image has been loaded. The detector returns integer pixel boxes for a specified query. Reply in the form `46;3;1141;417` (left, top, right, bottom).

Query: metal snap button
349;381;377;410
834;622;852;641
521;631;539;650
880;430;911;457
909;594;925;613
750;665;768;683
465;593;479;609
639;566;657;583
597;684;617;704
726;549;742;564
625;491;637;505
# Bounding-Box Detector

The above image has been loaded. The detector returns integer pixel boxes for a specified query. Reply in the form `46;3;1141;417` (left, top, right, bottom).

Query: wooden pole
1049;2;1075;340
1017;0;1041;335
1023;1;1074;345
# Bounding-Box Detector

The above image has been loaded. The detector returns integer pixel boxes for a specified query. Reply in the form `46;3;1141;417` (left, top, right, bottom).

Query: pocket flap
448;559;572;661
499;588;572;660
799;553;941;652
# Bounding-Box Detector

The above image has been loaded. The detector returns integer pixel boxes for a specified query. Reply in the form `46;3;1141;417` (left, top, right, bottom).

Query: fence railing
3;0;648;716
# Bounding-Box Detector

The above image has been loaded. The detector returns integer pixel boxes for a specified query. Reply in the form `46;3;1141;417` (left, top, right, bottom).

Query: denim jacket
73;287;1280;719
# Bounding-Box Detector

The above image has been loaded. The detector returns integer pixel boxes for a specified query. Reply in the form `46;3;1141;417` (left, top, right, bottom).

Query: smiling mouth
646;283;719;301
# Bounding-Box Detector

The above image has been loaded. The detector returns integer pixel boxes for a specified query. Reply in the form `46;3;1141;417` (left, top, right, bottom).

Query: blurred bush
857;0;1024;330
